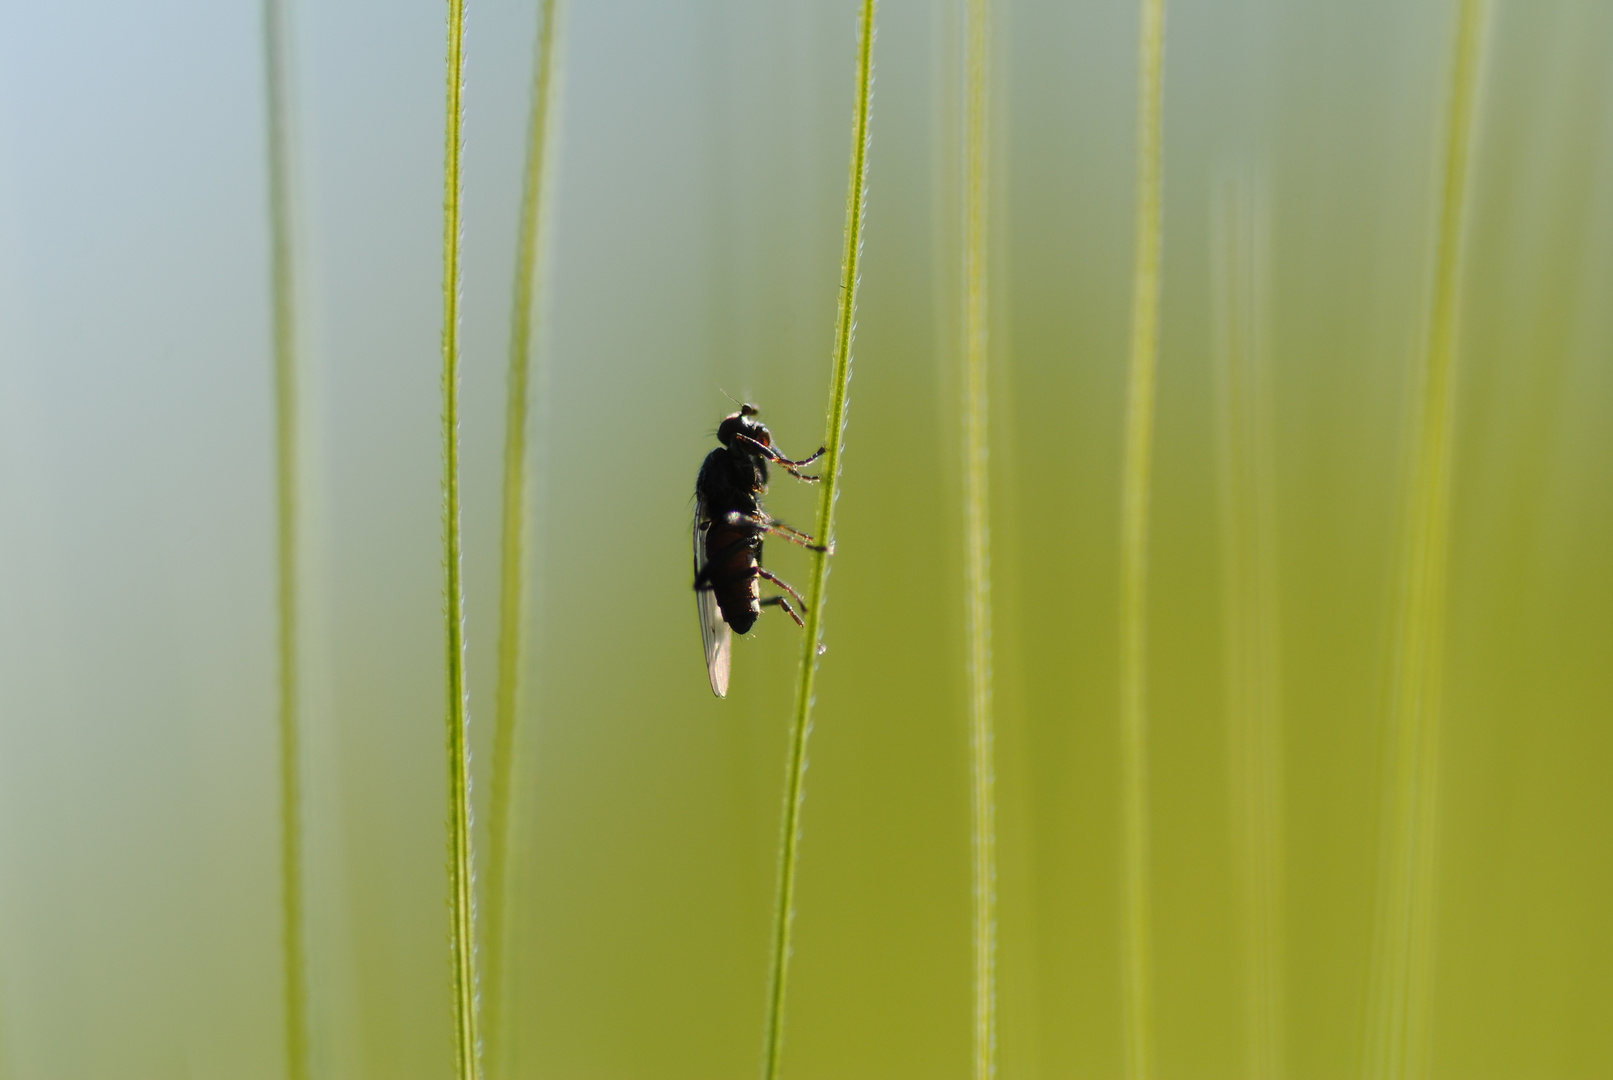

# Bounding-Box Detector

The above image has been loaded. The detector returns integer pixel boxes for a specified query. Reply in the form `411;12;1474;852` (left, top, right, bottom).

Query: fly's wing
694;498;732;697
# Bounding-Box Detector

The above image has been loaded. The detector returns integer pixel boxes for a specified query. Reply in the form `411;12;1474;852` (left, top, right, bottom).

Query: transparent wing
695;498;732;697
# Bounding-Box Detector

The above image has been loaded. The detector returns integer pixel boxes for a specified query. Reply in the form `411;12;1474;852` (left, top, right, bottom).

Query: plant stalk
1118;1;1166;1078
1364;3;1487;1079
441;0;481;1076
761;2;876;1076
262;0;308;1075
485;0;563;1072
1213;172;1284;1080
962;0;996;1075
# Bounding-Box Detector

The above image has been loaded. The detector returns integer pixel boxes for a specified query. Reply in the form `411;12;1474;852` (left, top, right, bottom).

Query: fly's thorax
701;445;767;505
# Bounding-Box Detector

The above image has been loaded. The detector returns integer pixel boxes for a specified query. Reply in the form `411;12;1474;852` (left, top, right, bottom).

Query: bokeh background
1;0;1610;1077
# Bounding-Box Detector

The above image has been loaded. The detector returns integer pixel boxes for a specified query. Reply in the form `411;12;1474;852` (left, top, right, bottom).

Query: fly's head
717;404;772;457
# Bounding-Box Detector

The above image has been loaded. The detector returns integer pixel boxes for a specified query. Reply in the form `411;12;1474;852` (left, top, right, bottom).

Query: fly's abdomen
707;521;761;633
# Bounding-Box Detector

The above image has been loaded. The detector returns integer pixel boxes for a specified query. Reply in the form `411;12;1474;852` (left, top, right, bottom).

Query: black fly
693;403;828;697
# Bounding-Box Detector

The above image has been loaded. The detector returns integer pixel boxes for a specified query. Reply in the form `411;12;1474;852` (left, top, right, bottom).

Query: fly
693;403;828;697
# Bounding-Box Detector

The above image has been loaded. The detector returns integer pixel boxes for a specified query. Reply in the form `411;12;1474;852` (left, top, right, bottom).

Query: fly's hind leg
760;595;805;628
756;567;808;612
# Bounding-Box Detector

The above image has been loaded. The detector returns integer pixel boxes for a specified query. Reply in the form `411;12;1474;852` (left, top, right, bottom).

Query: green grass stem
1213;172;1284;1080
1118;0;1166;1077
761;3;875;1076
440;0;481;1077
262;0;308;1076
1364;3;1487;1079
962;0;997;1076
485;0;562;1072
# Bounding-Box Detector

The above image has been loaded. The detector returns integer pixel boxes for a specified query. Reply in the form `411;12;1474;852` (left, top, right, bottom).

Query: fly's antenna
718;387;758;416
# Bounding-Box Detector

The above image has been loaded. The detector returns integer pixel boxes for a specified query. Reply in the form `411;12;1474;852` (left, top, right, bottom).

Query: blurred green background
0;0;1609;1077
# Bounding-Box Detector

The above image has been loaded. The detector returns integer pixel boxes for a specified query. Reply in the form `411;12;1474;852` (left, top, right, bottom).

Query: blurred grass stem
1213;173;1284;1080
1118;0;1166;1078
761;2;875;1076
440;0;482;1077
962;0;997;1076
262;0;308;1075
485;0;562;1072
1364;3;1487;1079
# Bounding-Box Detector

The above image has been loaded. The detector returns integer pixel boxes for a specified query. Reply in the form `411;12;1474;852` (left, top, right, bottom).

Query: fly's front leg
778;463;822;483
771;444;826;482
775;444;826;470
731;434;825;482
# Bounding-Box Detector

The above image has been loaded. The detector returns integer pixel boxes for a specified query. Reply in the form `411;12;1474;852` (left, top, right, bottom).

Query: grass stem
1213;171;1284;1080
1118;0;1166;1077
441;0;481;1077
761;2;875;1076
485;0;562;1072
1364;3;1487;1079
962;0;997;1076
262;0;308;1075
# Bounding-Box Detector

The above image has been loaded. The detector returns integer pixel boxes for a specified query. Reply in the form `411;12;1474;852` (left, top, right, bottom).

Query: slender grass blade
1118;1;1167;1077
962;0;997;1075
440;0;481;1076
761;3;877;1076
485;1;564;1074
1364;4;1488;1079
262;0;308;1075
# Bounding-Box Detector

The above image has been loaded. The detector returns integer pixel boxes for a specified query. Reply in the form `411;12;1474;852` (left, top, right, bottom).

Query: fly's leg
766;519;829;552
760;595;805;628
731;433;826;482
763;519;832;554
719;511;832;554
774;445;826;470
739;437;824;470
756;567;808;612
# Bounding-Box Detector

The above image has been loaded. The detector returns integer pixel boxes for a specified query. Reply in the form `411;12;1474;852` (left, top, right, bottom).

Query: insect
694;403;828;697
